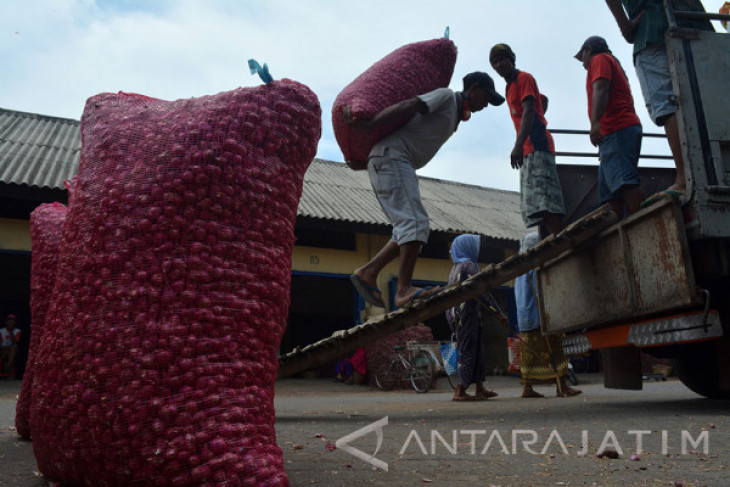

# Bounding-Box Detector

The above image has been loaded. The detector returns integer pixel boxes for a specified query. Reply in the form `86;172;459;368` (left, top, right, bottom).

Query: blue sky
1;0;727;192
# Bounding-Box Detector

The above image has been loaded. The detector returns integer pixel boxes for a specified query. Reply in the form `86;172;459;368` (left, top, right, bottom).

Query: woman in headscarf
446;234;508;401
514;232;581;398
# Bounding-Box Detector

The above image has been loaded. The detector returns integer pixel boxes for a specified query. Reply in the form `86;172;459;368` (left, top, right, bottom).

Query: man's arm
606;0;644;43
344;97;428;131
511;96;536;169
590;78;611;147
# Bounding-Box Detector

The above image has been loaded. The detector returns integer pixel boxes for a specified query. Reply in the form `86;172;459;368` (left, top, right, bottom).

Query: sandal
452;394;479;402
478;390;499;399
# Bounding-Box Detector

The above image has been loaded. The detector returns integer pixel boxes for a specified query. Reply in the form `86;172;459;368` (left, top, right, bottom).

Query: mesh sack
15;202;68;439
30;81;321;487
332;37;457;168
365;325;433;389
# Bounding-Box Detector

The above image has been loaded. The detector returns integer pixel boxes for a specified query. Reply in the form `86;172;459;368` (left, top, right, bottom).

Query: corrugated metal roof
1;108;523;242
302;160;524;242
0;108;81;189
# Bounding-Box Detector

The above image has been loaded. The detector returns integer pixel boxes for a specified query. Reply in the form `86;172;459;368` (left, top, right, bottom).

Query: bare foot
557;386;582;398
351;269;384;307
521;387;544;398
452;393;479;402
477;390;498;400
352;269;381;297
395;285;441;308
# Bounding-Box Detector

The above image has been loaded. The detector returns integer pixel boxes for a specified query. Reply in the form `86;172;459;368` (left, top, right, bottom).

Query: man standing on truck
605;0;714;202
489;44;566;239
345;72;505;308
575;36;646;217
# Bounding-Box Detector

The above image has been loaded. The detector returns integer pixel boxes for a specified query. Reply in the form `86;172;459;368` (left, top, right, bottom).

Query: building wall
0;218;31;251
292;232;454;313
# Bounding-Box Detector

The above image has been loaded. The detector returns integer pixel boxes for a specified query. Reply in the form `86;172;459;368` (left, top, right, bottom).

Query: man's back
371;87;458;170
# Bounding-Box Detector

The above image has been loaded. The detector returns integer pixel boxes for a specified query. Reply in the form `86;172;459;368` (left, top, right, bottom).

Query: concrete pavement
1;374;728;486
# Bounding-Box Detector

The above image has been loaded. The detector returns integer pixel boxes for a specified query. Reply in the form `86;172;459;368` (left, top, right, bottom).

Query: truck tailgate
539;198;699;334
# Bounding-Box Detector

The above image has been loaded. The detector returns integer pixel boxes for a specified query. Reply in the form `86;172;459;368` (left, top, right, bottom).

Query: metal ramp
278;205;618;378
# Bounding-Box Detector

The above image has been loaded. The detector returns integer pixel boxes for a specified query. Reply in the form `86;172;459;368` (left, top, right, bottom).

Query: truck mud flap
601;346;642;390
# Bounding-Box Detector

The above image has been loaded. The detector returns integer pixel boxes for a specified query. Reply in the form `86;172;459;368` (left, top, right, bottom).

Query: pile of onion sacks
30;81;321;487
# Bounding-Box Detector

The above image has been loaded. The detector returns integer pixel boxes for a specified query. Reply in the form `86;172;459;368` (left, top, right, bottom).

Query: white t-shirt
370;88;459;170
0;328;20;347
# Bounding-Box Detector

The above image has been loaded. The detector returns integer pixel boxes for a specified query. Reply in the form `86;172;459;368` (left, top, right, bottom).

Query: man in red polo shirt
489;44;565;239
575;36;645;217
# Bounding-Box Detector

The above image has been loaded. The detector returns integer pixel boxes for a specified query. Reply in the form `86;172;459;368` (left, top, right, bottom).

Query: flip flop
479;390;499;399
350;274;385;308
521;391;545;399
404;286;439;307
452;395;479;402
640;189;684;208
558;388;583;398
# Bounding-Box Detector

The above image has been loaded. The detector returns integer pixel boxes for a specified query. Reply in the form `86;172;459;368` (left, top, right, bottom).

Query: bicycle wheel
409;351;435;393
375;360;399;391
447;372;459;390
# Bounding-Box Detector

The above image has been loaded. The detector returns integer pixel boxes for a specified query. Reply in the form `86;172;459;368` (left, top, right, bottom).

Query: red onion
30;81;321;486
332;37;457;165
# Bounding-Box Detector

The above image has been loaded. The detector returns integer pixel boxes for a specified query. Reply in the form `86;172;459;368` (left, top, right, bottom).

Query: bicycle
407;341;459;390
374;345;435;393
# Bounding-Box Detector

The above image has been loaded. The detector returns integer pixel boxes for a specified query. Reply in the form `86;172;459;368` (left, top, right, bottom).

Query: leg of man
635;47;684;193
0;348;7;376
352;240;400;302
367;155;438;308
621;184;646;214
394;241;424;308
7;347;17;379
521;151;566;235
663;114;686;192
540;213;564;237
598;125;644;217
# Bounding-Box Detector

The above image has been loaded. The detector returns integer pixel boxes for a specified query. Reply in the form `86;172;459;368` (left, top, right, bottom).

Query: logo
335;416;388;471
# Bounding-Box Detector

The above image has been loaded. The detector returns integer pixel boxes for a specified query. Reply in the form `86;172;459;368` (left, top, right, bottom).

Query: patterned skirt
519;330;569;385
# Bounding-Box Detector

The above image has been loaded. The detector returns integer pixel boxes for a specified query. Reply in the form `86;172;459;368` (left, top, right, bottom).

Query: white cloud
2;0;726;191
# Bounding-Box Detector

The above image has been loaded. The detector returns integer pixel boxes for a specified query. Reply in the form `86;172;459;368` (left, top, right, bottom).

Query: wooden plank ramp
278;205;618;378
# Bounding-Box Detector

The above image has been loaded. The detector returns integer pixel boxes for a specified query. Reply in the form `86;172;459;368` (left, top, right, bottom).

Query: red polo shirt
506;71;555;155
586;53;641;136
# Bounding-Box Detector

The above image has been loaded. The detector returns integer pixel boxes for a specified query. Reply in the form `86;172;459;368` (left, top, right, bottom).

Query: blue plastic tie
444;26;450;39
248;59;274;84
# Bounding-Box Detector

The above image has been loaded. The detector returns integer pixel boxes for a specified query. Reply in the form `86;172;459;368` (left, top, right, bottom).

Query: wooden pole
278;205;618;378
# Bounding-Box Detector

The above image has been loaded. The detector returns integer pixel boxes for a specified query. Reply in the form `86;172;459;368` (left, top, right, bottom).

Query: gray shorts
368;152;430;245
520;150;566;228
634;46;676;126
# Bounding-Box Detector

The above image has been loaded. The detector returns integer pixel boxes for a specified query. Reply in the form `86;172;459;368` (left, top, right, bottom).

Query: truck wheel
671;341;730;399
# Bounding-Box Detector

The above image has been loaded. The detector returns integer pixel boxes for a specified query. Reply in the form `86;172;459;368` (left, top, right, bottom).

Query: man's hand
589;78;610;147
345;97;426;132
621;10;645;43
590;121;603;147
606;0;644;44
343;106;358;126
497;313;510;329
510;144;524;169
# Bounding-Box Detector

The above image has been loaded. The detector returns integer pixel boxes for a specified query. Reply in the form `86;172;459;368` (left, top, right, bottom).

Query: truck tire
671;341;730;399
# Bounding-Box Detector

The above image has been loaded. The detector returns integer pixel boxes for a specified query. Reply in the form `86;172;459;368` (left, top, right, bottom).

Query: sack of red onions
30;80;321;487
332;37;457;169
15;202;68;439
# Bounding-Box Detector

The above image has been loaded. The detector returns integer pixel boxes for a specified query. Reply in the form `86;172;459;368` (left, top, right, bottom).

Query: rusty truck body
540;7;730;397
